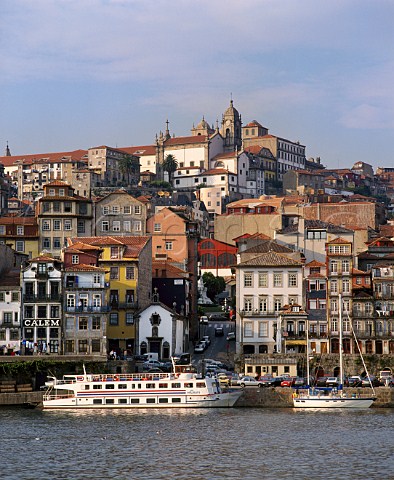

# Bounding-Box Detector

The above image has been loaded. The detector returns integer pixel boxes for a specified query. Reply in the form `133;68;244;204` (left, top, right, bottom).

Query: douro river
2;407;392;479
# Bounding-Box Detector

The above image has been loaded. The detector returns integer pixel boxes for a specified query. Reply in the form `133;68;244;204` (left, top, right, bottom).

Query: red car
281;377;295;387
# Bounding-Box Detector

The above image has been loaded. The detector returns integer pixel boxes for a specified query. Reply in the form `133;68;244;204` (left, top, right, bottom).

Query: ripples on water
1;407;392;480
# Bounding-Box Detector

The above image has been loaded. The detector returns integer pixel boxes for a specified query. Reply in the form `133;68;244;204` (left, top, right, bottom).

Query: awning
286;340;307;345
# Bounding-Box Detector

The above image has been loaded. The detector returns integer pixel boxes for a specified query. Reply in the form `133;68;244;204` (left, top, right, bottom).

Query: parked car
217;373;229;386
281;377;296;387
237;376;264;388
226;332;236;341
202;335;211;346
143;359;163;369
194;344;205;353
209;313;227;322
215;327;224;336
325;377;339;387
200;316;209;324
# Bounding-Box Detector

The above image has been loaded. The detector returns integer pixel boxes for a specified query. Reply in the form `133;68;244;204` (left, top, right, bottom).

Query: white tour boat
43;364;242;409
293;295;376;409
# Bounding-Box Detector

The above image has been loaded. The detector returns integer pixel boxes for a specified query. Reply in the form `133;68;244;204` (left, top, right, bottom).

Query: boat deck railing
56;372;195;385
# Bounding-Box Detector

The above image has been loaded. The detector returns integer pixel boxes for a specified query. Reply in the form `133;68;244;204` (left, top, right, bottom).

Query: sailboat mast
339;293;343;388
306;318;310;388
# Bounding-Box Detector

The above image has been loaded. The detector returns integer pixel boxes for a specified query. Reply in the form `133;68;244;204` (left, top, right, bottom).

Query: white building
21;255;62;354
0;269;22;353
235;251;304;355
136;302;188;360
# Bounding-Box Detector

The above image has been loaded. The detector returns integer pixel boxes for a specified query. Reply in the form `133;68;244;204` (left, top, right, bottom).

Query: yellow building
0;217;39;258
69;235;152;356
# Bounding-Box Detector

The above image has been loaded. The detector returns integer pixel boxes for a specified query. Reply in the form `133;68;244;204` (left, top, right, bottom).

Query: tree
162;154;178;184
202;272;226;302
119;155;140;185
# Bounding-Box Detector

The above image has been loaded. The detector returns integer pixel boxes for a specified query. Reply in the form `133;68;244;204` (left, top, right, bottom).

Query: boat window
196;382;205;388
118;399;127;404
93;385;102;390
93;399;102;404
105;384;115;389
105;399;115;404
146;398;155;403
118;384;127;389
146;383;155;389
84;385;90;390
171;383;181;388
184;383;193;388
158;383;168;389
130;398;139;404
172;398;181;403
159;398;169;403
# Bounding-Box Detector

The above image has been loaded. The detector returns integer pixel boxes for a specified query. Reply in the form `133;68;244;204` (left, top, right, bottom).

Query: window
92;316;101;330
38;263;47;274
77;220;85;233
274;297;282;311
258;272;268;287
102;221;109;231
259;297;268;312
134;220;141;232
330;261;338;273
258;322;268;337
17;226;24;235
154;223;161;232
330;280;338;293
93;294;101;307
123;221;131;232
53;237;61;249
110;247;120;259
123;205;131;214
102;206;109;215
273;273;282;287
342;260;350;273
165;241;173;251
288;273;297;287
243;297;252;312
343;279;350;293
110;313;119;325
64;220;72;231
244;322;253;337
42;220;51;231
126;313;134;325
42;238;51;249
67;294;75;308
12;292;19;302
92;339;101;352
64;202;72;213
79;317;88;330
53;220;61;231
244;272;253;288
3;312;12;324
134;205;141;215
112;221;120;232
126;267;135;280
15;240;24;252
37;306;47;318
0;225;5;235
72;255;79;265
50;306;60;318
53;202;60;212
112;206;120;215
110;267;119;280
78;339;88;353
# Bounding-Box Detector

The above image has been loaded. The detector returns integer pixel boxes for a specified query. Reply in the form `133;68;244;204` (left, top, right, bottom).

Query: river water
2;407;392;480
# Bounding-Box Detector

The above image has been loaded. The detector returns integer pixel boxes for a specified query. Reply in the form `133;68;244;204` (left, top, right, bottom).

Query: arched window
218;252;236;267
331;338;339;353
140;341;147;355
200;253;216;268
201;240;215;250
163;341;170;359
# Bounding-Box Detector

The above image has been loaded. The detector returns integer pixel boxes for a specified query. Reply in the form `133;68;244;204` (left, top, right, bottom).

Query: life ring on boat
114;375;120;381
77;376;84;382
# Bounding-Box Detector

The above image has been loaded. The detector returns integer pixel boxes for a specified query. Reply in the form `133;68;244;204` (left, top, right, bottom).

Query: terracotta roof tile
237;251;302;267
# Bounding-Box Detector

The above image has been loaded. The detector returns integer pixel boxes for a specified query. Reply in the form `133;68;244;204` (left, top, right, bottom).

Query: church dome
224;100;240;117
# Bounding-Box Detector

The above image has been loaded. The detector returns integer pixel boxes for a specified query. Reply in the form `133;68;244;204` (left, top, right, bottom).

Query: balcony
114;302;138;310
23;294;62;303
241;310;278;317
65;282;104;289
65;306;111;313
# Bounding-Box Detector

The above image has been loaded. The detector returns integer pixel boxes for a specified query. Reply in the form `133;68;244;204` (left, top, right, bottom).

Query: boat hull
42;391;242;409
293;396;375;409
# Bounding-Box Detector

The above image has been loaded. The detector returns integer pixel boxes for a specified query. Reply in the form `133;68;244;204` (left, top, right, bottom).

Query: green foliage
162;154;178;183
150;180;173;190
202;272;226;301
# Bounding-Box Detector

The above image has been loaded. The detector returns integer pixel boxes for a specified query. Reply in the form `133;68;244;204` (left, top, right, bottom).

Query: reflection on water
1;407;392;480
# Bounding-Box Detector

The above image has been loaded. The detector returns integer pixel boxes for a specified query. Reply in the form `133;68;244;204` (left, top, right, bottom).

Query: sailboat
293;294;376;408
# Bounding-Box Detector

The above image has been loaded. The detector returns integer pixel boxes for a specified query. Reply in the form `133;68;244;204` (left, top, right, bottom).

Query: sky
1;0;393;170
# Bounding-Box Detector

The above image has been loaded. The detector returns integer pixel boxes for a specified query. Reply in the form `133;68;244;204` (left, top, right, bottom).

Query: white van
142;352;159;362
